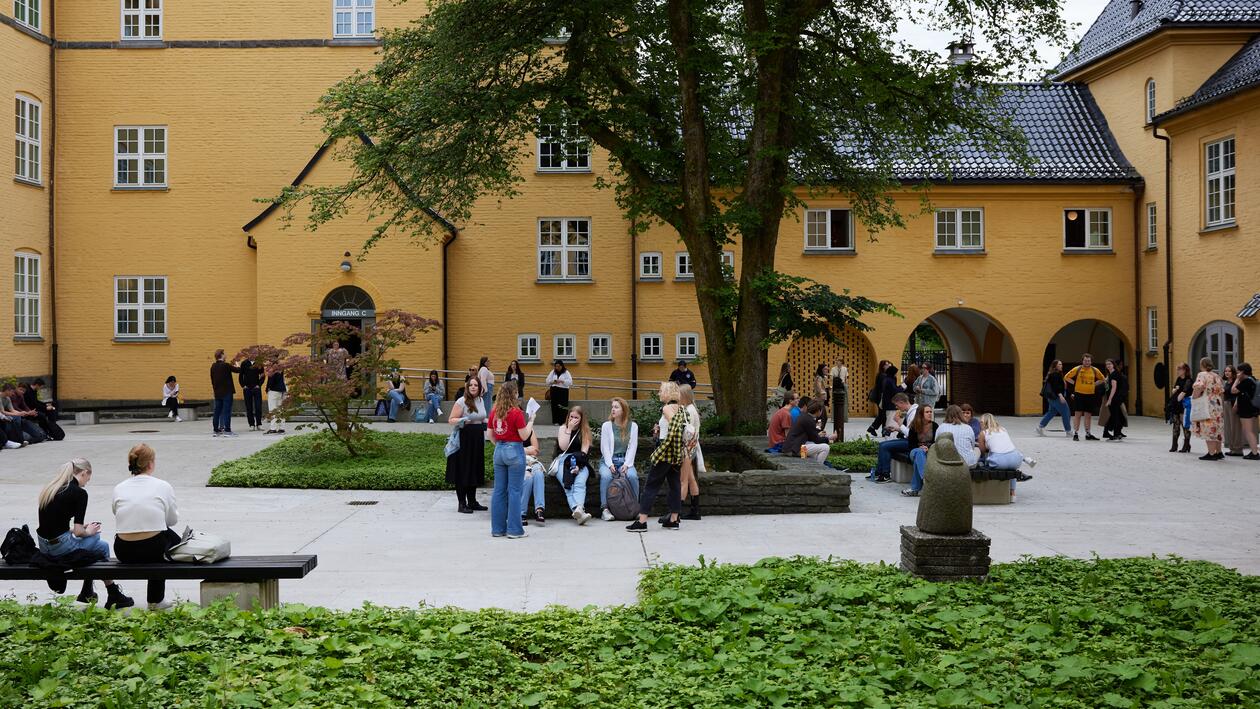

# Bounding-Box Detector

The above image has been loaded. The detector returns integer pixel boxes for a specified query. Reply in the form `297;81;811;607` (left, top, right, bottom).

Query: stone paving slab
0;416;1256;611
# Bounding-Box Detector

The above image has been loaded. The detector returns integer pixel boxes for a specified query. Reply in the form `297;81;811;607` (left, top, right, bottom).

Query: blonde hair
39;458;91;510
493;380;519;420
609;397;631;444
658;381;680;403
127;444;155;475
678;384;695;406
565;405;593;450
980;413;1003;434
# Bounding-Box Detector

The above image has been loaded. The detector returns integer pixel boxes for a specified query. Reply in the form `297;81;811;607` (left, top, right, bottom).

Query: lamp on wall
340;251;352;272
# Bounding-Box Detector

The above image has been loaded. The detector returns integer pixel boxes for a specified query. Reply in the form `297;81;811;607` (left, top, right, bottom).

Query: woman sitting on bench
978;414;1036;501
112;443;182;611
37;458;134;609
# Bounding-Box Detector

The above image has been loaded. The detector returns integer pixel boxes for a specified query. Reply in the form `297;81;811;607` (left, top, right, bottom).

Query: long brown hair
943;405;963;424
564;405;593;450
462;376;482;412
492;380;519;420
1045;359;1061;379
904;364;920;389
609;397;631;444
910;405;933;436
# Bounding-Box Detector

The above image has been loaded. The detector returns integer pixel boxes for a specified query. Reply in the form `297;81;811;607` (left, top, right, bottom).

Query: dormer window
1145;79;1156;123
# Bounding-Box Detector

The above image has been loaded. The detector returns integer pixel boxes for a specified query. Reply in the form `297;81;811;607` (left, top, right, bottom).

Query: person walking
162;376;182;422
1222;365;1244;457
265;365;287;434
239;358;264;431
599;398;640;521
1035;360;1071;438
112;444;182;611
446;377;488;513
1231;363;1259;459
504;360;526;401
545;360;573;423
914;363;940;410
626;383;690;533
1191;357;1226;461
477;356;495;417
421;370;445;423
209;349;241;437
669;360;698;390
37;458;134;609
551;405;594;525
1169;362;1194;453
1064;354;1105;441
488;381;536;539
326;341;350;379
865;360;891;437
1101;358;1128;441
678;384;705;520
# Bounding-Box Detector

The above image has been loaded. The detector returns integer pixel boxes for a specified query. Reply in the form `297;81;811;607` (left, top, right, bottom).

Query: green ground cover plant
2;556;1256;707
829;438;877;472
207;431;492;490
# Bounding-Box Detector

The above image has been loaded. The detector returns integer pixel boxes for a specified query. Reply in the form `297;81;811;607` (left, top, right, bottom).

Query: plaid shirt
650;407;688;466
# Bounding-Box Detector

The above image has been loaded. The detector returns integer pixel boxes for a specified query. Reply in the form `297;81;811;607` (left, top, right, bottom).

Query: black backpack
2;525;37;565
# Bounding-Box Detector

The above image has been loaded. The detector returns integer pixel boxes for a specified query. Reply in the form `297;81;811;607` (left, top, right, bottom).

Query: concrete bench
0;555;317;610
890;452;914;484
969;467;1021;505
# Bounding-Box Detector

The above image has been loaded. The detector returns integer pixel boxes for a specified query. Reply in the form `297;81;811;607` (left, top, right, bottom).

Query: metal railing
396;368;724;400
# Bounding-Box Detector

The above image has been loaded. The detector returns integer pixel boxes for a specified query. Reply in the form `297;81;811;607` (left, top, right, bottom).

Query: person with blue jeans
209;349;240;437
598;398;640;520
519;431;548;527
478;356;495;421
900;406;938;497
1035;359;1071;437
385;376;407;422
552;405;594;525
872;393;916;482
488;381;535;539
420;370;445;423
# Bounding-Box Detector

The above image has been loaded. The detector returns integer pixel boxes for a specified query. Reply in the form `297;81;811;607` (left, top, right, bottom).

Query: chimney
947;40;975;65
1130;0;1143;19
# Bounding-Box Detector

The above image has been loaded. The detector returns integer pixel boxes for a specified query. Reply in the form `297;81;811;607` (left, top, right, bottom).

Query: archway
1189;321;1242;370
904;308;1018;415
1042;320;1130;407
319;286;377;360
785;326;876;418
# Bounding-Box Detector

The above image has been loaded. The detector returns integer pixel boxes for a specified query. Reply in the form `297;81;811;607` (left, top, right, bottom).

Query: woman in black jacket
1102;359;1128;441
865;360;891;437
504;360;526;402
877;364;902;436
1169;362;1194;453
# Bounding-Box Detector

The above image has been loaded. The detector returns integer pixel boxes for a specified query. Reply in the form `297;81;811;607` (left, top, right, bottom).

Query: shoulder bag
167;528;231;564
1189;393;1211;422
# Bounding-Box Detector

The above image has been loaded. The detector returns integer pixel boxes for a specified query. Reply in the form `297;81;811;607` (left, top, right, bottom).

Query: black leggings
638;461;682;516
549;387;570;424
165;397;180;417
114;529;182;604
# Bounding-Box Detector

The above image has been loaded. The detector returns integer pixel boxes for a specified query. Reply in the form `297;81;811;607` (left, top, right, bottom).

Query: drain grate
129;430;161;434
347;500;379;506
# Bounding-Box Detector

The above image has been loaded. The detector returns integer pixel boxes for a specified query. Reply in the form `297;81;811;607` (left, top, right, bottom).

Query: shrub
831;438;878;456
208;431;492;490
827;453;876;472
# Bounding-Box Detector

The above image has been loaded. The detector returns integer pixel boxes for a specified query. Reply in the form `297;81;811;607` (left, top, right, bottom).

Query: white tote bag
166;529;231;564
1189;394;1211;423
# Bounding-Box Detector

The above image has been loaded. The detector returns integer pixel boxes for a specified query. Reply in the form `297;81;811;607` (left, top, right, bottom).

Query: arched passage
319;286;377;359
785;327;876;418
902;308;1019;414
1042;319;1130;387
1189;321;1242;370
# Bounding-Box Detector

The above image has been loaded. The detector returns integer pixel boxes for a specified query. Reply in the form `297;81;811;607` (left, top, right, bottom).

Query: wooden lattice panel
784;328;876;417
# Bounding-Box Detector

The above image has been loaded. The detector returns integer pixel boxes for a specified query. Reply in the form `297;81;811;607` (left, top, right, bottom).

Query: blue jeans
552;456;590;511
37;530;109;560
1039;397;1070;431
421;394;442;422
491;442;525;536
876;438;909;475
212;394;233;432
598;457;640;508
482;383;494;420
985;450;1024;492
387;390;405;420
909;447;928;492
521;462;547;511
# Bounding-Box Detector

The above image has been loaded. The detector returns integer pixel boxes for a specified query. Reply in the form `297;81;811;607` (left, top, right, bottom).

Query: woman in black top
504;360;526;402
877;365;902;436
1102;359;1128;441
36;459;134;608
1036;359;1070;437
777;362;793;393
1170;362;1194;453
865;360;890;437
901;406;939;497
1231;362;1259;459
1222;365;1244;456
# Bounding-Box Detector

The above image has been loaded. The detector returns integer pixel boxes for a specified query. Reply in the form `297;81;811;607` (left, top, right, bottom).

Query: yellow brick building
2;0;1257;418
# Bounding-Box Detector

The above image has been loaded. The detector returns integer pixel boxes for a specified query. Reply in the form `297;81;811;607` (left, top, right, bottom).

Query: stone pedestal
201;579;279;610
899;525;991;581
74;411;97;426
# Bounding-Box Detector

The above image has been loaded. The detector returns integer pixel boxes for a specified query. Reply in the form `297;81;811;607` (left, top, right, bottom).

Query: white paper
525;398;541;418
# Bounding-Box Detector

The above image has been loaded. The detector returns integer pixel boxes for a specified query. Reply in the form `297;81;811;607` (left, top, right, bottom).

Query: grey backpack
605;471;640;521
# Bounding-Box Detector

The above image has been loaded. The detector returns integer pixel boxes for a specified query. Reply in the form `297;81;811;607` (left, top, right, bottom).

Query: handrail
395;367;722;400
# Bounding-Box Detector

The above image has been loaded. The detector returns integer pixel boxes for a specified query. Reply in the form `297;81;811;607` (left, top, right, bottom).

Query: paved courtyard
1;416;1256;611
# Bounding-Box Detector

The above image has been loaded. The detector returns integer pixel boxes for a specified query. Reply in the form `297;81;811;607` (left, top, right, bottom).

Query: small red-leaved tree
238;310;440;457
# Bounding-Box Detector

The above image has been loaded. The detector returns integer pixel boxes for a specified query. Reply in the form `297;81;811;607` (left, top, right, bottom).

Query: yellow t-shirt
1065;365;1105;395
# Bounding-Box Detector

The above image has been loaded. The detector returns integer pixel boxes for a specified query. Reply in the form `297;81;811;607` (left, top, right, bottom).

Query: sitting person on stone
599;398;640;522
37;458;134;608
766;391;798;453
960;403;981;439
936;405;980;468
783;400;837;465
978;414;1035;500
520;429;547;527
551;406;594;525
1;383;46;444
900;405;938;498
870;393;918;483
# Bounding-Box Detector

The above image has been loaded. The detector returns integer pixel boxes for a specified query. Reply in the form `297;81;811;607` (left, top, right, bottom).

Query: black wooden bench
0;555;317;609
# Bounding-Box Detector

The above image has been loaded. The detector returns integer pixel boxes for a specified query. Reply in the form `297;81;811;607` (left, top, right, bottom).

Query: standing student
1063;354;1106;441
162;376;182;422
813;364;831;431
914;363;940;410
1035;360;1071;437
1102;359;1128;440
488;381;536;539
504;360;526;401
37;458;134;609
669;360;698;390
678;385;705;521
545;360;573;423
1222;365;1244;456
599;398;640;521
1191;357;1226;461
265;365;287;434
477;356;495;417
209;349;241;437
239;358;264;431
552;406;594;525
877;364;902;436
421;370;445;423
1169;362;1194;453
626;383;689;532
112;444;182;611
866;360;891;437
777;362;793;394
446;377;488;513
1231;363;1259;459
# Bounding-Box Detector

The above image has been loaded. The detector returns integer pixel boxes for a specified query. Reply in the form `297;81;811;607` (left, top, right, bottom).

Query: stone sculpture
914;432;973;534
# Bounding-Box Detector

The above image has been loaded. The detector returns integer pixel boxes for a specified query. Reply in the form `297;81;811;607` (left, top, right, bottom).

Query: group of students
31;444;183;611
202;349;289;436
863;361;943;437
1035;354;1129;441
1168;359;1260;460
2;378;63;449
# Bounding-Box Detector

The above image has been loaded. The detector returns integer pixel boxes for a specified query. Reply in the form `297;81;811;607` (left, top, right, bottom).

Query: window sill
639;357;665;363
802;249;856;256
113;186;169;192
674;276;695;282
117;39;165;49
113;337;169;344
638;276;663;282
933;249;986;256
517;357;542;364
1145;349;1159;357
536;278;593;285
1144;246;1158;253
13;176;43;189
1061;248;1114;255
1199;222;1238;236
535;169;593;175
553;357;578;364
13;336;44;344
328;37;381;46
587;359;614;365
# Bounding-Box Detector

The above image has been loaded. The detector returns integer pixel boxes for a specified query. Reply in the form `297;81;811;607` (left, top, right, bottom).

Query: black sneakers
533;508;546;526
626;520;648;533
662;518;680;530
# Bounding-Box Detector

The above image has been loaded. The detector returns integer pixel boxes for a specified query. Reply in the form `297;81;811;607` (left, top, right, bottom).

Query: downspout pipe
1153;127;1173;414
630;217;638;398
442;229;458;373
1132;179;1144;415
47;1;57;399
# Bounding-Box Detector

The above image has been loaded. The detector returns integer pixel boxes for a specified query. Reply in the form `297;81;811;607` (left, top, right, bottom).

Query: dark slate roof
1157;34;1260;119
1239;292;1260;318
1055;0;1260;78
887;83;1138;183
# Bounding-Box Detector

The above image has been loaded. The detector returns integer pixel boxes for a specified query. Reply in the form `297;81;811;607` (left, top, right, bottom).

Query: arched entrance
907;308;1018;415
901;322;950;408
1190;321;1242;370
319;286;376;359
1043;319;1130;410
785;327;875;418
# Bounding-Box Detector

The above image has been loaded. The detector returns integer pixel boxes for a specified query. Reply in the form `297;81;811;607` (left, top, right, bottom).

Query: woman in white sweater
677;385;705;520
112;443;181;610
935;405;980;468
598;398;640;520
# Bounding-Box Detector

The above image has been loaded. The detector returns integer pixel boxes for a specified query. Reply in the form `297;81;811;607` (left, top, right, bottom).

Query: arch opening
784;327;876;419
1189;321;1242;371
902;308;1018;415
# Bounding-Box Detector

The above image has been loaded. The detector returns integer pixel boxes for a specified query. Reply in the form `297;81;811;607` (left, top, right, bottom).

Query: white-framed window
804;208;854;251
935;208;984;250
13;252;40;337
1205;137;1236;227
114;276;166;338
1147;307;1158;353
639;252;662;279
553;334;576;361
517;334;540;361
121;0;162;40
1145;79;1156;123
114;126;167;187
333;0;374;38
1063;209;1111;250
589;334;611;361
537;112;589;171
14;95;41;184
675;252;692;279
721;250;735;270
537;218;591;280
640;333;662;360
1146;203;1158;249
676;333;699;361
13;0;40;30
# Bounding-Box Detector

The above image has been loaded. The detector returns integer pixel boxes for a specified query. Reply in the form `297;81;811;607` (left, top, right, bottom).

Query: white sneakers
572;507;592;525
175;416;183;422
601;508;614;522
1023;456;1038;468
167;411;175;418
3;440;21;449
1034;426;1045;436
